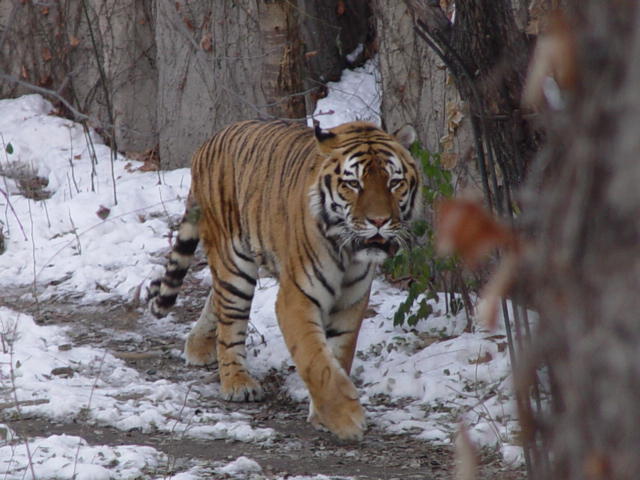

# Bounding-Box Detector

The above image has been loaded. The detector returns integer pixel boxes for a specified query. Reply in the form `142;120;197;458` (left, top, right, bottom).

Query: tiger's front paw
221;372;265;402
309;373;366;441
184;331;217;366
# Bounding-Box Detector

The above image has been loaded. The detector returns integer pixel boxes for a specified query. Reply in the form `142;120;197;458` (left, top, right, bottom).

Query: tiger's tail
148;200;201;318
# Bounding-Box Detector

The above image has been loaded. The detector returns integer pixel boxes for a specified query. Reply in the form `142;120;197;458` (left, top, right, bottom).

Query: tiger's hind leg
184;290;218;366
207;244;263;402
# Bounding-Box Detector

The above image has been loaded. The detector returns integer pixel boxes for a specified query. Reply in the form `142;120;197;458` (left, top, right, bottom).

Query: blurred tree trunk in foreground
406;0;640;478
518;1;640;479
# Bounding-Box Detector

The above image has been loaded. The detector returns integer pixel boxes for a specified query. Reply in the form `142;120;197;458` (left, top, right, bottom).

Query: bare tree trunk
0;0;157;153
259;0;305;119
373;1;457;156
520;1;640;479
404;0;540;214
155;0;371;168
1;1;371;169
298;0;372;114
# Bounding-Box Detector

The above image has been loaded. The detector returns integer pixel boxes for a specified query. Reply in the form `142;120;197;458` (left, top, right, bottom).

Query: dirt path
1;279;525;479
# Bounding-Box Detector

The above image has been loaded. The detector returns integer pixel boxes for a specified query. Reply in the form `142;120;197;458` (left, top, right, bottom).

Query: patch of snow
309;58;381;129
0;434;162;480
216;456;262;477
346;43;364;64
0;307;275;445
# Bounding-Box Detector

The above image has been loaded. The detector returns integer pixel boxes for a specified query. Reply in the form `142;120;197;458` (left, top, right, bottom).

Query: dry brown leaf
439;133;454;152
20;65;28;80
436;199;517;268
200;33;212;52
468;351;493;365
184;17;195;31
336;0;346;16
38;75;52;87
96;205;111;220
42;47;52;62
69;35;80;48
126;147;160;172
584;451;611;480
446;101;464;130
441;152;459;170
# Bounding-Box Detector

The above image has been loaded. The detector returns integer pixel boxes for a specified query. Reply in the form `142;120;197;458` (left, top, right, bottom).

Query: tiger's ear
393;124;417;150
314;121;339;154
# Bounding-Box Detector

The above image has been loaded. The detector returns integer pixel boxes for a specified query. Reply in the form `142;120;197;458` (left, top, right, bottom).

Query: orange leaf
42;47;52;62
69;35;80;48
336;0;346;16
436;199;517;268
200;33;212;52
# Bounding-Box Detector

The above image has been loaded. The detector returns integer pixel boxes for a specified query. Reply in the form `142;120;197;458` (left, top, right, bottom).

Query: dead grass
0;161;51;200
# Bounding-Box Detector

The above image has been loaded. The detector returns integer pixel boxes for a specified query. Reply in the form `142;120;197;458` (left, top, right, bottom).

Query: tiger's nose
367;216;390;228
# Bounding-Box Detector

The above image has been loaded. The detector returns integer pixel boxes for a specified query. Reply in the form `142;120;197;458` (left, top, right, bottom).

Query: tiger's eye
389;179;404;189
344;179;361;190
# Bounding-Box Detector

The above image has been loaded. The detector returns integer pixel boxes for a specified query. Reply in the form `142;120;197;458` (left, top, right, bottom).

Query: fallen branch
0;398;50;410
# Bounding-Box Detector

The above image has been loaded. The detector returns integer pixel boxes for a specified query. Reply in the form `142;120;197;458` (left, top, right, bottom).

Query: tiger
148;119;421;440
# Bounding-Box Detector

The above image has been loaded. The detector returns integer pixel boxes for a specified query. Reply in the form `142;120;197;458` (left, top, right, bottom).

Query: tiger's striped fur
148;120;421;440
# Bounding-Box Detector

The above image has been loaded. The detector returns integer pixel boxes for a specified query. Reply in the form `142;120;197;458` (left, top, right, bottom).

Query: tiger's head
310;121;422;263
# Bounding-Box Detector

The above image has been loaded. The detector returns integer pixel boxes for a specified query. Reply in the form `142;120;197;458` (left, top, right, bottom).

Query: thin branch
80;0;118;205
0;186;28;241
0;73;89;122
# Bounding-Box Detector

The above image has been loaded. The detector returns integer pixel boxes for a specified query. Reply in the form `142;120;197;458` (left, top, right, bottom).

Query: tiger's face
311;122;421;263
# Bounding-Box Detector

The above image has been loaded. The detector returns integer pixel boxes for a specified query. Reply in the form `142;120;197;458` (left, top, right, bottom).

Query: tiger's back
149;119;420;440
191;120;319;275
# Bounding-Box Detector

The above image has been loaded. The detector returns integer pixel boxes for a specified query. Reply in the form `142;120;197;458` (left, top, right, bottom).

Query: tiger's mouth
356;234;399;256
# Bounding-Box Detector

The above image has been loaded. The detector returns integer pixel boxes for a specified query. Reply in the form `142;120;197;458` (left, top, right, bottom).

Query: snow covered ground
0;62;523;479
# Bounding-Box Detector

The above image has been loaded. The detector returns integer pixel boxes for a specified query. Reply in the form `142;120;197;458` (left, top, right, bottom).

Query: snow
1;434;161;480
215;456;262;477
309;58;381;129
0;60;523;479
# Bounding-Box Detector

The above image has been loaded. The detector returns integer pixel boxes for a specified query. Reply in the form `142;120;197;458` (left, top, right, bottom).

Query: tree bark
259;0;305;119
404;0;540;214
1;1;371;169
0;0;157;153
519;1;640;479
373;1;458;156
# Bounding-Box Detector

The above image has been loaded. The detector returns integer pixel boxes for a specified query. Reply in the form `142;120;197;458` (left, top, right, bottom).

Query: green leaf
5;143;13;154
